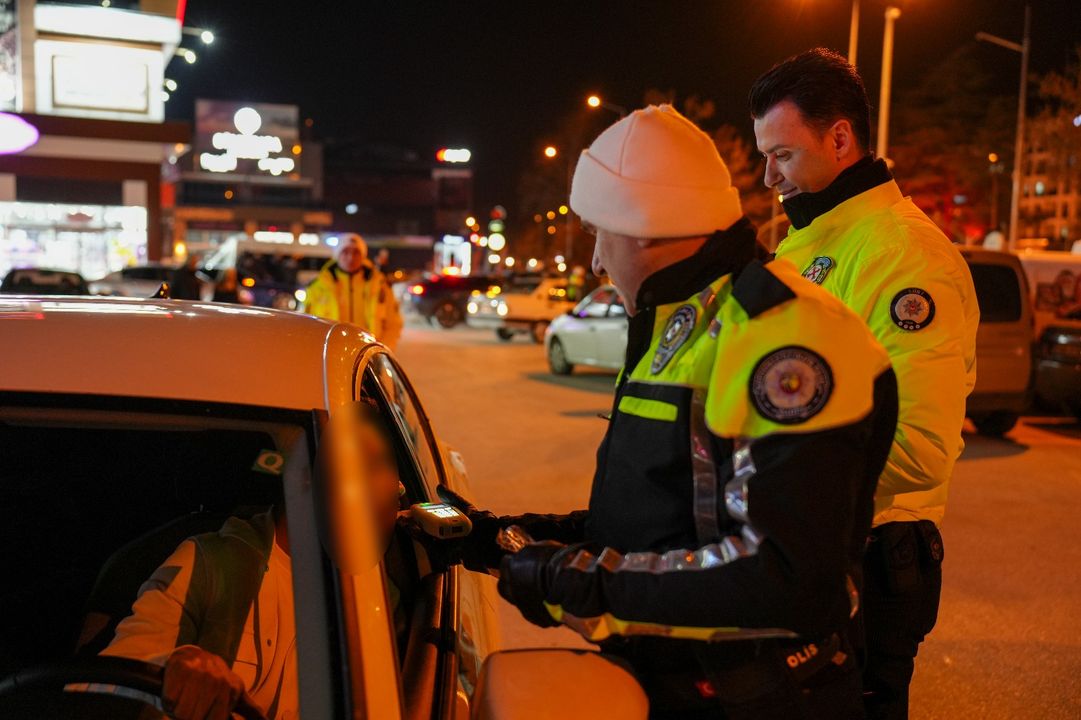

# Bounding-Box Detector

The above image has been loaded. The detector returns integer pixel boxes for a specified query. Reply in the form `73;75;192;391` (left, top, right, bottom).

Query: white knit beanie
570;104;743;238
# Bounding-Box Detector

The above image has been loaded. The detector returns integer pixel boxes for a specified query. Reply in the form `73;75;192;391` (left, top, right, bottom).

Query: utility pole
977;4;1031;250
876;6;902;163
848;0;860;66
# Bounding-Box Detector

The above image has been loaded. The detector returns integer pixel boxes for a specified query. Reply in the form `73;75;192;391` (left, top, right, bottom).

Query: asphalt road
396;319;1081;719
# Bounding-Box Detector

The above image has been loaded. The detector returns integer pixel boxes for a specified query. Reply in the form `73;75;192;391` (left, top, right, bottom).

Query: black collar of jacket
634;217;759;311
331;263;373;281
781;156;892;230
623;218;758;374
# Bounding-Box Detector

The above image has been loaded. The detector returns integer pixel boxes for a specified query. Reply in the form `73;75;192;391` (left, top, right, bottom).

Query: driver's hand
162;645;249;720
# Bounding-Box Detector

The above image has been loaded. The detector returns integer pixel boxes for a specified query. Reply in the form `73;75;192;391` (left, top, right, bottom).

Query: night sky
170;0;1080;217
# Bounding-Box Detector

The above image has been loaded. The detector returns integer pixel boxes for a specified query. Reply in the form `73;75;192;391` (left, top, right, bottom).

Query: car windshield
0;397;310;679
572;287;621;318
505;278;542;294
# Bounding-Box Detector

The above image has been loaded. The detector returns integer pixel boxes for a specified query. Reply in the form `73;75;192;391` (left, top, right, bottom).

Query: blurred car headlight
294;288;307;304
496;302;509;317
467;301;478;314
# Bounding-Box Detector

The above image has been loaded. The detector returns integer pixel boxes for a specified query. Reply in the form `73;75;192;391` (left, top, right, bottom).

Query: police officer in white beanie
442;105;899;718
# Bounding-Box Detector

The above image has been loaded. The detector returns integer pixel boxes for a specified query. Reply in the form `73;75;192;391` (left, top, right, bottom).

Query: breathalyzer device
410;502;473;539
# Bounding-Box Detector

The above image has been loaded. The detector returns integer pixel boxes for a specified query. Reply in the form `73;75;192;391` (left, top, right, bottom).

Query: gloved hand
437;486;507;572
497;541;569;629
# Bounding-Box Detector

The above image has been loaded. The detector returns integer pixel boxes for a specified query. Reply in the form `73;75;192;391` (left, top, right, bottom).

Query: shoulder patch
889;287;935;331
749;346;833;424
801;256;835;285
651;304;697;374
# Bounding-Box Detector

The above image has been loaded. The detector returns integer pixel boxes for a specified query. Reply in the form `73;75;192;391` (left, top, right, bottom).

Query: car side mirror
472;649;648;720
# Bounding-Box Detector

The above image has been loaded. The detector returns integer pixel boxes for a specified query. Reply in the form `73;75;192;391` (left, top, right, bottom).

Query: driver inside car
101;407;404;720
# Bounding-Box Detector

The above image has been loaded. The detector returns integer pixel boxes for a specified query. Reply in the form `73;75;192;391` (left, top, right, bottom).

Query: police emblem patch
651;305;697;374
801;256;835;285
750;346;833;424
889;287;935;331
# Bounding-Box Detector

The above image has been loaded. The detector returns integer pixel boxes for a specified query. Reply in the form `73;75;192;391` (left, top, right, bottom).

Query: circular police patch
750;346;833;424
889;287;935;331
651;305;697;374
801;256;835;285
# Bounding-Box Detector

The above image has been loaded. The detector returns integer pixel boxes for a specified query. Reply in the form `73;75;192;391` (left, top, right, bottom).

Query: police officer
448;105;899;718
749;49;980;719
303;233;403;350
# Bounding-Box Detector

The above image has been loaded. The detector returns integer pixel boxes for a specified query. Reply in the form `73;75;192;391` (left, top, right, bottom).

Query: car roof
0;296;372;411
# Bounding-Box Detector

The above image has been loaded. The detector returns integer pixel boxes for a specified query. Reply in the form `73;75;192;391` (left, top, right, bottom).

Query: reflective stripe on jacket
775;177;979;527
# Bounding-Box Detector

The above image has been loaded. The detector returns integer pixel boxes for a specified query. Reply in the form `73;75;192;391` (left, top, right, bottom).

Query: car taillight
1041;329;1081;363
409;284;425;295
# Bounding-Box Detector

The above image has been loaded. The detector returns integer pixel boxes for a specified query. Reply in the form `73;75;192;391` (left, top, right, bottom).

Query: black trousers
860;521;944;720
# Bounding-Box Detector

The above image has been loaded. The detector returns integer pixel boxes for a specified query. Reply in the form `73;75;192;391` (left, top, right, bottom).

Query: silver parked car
88;264;174;297
544;286;628;375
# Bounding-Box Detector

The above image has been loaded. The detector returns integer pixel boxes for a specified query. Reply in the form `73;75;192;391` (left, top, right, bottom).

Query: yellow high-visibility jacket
303;259;403;350
775;170;979;527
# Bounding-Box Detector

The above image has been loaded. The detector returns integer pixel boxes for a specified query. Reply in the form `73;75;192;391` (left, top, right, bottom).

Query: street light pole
876;6;902;163
848;0;860;66
977;4;1031;250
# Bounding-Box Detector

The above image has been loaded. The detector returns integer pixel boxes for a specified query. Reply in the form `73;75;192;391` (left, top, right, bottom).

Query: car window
969;263;1023;323
359;352;444;499
123;267;165;281
574;287;616;318
0;402;307;680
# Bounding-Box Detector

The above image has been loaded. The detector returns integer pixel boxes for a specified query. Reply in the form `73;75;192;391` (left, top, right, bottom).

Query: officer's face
338;244;365;273
753;100;852;199
591;227;646;316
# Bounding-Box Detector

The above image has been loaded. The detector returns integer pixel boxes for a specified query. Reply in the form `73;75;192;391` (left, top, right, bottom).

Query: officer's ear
829;119;858;162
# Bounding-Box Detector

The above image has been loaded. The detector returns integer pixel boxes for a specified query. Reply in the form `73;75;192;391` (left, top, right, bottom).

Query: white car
466;275;577;343
88;264;175;297
0;295;647;719
545;286;628;375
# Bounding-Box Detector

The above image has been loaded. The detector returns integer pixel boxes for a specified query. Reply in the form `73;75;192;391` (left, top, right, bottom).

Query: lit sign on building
195;100;300;178
0;113;39;155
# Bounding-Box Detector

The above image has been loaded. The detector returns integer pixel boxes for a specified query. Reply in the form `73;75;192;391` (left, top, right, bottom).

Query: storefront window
0;201;147;280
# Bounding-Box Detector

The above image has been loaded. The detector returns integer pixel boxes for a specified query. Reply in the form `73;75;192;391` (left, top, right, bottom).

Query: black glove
437;486;507;572
497;541;570;629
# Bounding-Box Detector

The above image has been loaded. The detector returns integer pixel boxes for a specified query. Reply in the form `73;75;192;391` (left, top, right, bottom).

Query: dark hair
749;48;872;151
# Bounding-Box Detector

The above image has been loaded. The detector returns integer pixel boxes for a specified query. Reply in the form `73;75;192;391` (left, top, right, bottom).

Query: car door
558;287;615;363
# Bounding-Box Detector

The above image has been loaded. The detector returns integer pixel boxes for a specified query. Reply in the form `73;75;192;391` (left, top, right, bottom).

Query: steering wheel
0;656;267;720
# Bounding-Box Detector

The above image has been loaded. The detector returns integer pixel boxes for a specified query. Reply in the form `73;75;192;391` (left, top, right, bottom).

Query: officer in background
749;49;979;719
303;233;403;350
447;105;899;718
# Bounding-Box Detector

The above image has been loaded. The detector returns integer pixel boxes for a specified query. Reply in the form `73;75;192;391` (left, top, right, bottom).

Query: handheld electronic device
410;502;473;539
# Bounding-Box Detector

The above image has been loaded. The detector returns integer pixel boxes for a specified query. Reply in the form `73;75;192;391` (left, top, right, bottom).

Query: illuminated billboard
195;100;301;179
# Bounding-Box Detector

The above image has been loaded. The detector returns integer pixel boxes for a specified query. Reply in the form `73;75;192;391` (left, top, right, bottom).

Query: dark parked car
1034;322;1081;421
1;268;89;296
407;273;501;328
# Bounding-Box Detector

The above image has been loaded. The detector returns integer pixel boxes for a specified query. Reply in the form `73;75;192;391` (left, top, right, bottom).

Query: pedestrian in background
170;255;203;301
750;48;979;719
303;233;403;350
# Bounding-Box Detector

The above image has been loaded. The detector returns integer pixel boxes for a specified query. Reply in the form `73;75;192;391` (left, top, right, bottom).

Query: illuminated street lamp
164;78;178;92
182;26;216;45
178;48;197;64
586;94;627;118
543;145;558;159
